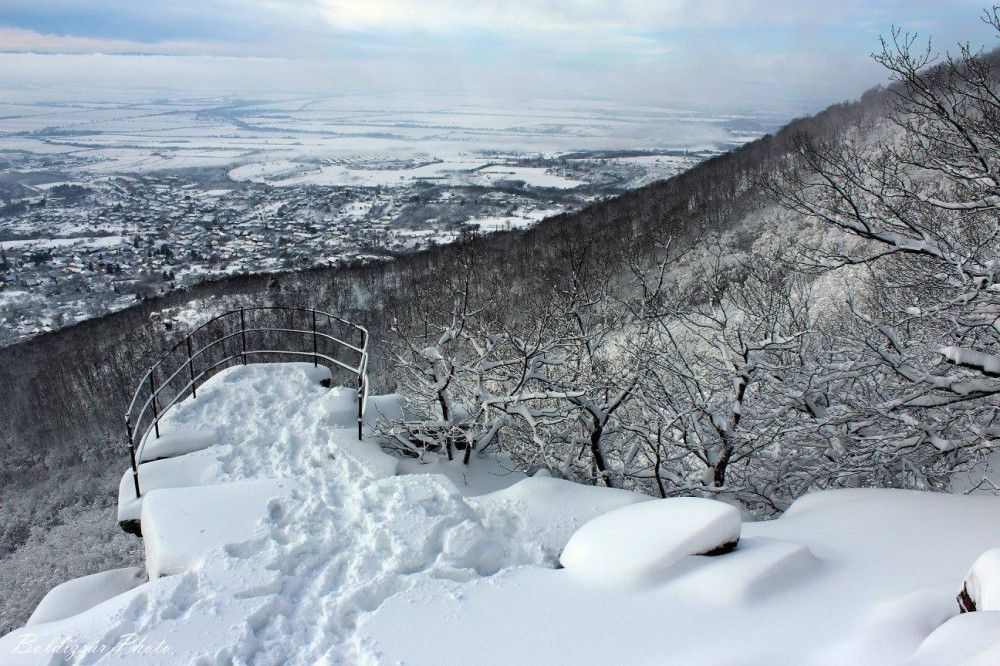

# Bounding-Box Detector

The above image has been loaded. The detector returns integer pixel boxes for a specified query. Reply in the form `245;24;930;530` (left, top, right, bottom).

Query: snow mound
142;478;300;578
471;474;650;560
559;497;741;587
138;427;216;464
364;392;408;423
824;585;959;666
959;548;1000;612
903;610;1000;666
397;453;526;497
26;567;147;626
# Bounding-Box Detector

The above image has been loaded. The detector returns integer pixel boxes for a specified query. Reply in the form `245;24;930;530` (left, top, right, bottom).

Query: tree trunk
590;422;613;488
713;441;733;488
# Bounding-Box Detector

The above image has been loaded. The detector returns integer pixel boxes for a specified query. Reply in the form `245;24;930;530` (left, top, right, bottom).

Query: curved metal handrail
124;307;369;499
124;306;365;417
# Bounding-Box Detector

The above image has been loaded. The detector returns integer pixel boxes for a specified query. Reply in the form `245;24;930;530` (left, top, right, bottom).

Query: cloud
312;0;987;34
0;26;237;55
0;0;996;110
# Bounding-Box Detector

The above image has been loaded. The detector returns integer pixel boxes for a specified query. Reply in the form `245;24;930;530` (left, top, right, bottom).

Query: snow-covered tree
773;16;1000;486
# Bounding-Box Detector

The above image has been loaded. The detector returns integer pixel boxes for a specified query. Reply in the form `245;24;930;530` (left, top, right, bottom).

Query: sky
1;0;998;112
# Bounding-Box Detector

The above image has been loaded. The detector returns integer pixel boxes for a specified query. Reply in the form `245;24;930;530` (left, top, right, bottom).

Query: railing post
312;309;318;367
126;418;141;498
240;307;247;365
357;327;367;441
358;373;364;441
149;371;160;439
187;335;197;398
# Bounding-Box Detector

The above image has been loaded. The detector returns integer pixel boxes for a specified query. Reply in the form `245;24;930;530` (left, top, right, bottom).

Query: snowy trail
3;364;577;665
138;363;549;664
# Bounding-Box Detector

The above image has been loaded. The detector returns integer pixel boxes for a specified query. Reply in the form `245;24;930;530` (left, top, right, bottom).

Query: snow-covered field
2;363;996;665
0;93;775;178
228;159;585;189
0;236;124;250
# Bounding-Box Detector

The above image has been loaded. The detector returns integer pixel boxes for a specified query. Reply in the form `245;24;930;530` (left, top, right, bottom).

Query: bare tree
772;14;1000;484
623;240;816;511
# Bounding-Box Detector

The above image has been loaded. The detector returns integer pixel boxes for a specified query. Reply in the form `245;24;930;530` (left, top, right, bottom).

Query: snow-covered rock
137;427;216;464
117;447;224;526
958;548;1000;612
26;568;147;626
142;478;300;578
559;497;741;587
665;536;816;605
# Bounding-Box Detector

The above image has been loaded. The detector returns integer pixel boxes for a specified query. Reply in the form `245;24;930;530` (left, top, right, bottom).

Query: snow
474;165;584;189
469;473;649;560
961;549;1000;612
117;447;225;524
558;497;741;587
25;568;147;627
467;207;562;232
0;236;124;250
663;536;816;605
137;427;215;464
229;159;585;189
951;450;1000;494
903;611;1000;665
361;489;1000;666
941;345;1000;375
141;478;301;579
396;452;526;497
0;363;552;663
4;364;1000;665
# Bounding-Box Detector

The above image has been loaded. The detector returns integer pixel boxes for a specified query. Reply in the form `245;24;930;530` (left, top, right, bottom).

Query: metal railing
124;307;369;499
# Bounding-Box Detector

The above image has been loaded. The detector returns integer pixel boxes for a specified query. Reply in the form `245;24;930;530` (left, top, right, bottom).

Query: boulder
958;548;1000;613
559;497;741;588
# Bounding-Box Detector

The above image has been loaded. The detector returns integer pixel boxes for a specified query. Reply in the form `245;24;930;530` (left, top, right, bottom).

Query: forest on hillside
4;17;1000;633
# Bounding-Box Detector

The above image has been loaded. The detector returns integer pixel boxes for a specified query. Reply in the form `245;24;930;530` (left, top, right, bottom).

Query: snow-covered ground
0;236;124;251
228;159;586;190
0;94;774;176
2;363;998;665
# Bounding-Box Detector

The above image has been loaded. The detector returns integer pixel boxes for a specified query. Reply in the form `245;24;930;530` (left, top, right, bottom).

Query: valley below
0;93;781;345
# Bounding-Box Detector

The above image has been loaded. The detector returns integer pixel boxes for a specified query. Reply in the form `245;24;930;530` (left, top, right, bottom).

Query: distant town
0;95;778;345
1;151;730;344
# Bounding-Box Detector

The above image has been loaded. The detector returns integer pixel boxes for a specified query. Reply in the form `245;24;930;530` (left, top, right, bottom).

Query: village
0;154;680;345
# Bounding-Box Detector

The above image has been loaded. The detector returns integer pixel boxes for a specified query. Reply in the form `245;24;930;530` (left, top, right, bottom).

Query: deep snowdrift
1;363;998;665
